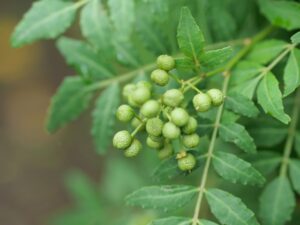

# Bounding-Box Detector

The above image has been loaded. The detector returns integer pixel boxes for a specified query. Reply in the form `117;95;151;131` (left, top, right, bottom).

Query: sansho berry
193;93;212;112
113;130;132;149
170;107;189;127
140;100;161;118
177;153;196;171
207;89;224;106
157;55;175;71
124;139;142;157
163;89;184;107
116;104;134;122
162;122;181;139
151;69;169;86
182;133;200;148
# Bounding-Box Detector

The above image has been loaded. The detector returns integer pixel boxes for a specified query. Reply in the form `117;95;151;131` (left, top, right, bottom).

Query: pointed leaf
225;93;259;117
257;72;290;124
295;132;300;157
206;188;259;225
200;46;233;69
283;49;300;96
47;76;93;133
291;31;300;44
230;76;263;99
57;37;113;79
231;61;263;86
259;177;296;225
212;152;265;186
247;40;287;64
126;185;198;211
11;0;79;47
80;0;113;54
219;123;256;153
177;7;205;63
150;217;218;225
289;159;300;194
92;83;120;154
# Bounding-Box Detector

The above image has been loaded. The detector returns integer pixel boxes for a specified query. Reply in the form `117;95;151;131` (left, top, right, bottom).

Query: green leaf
108;0;135;41
47;76;93;133
289;159;300;194
177;7;205;63
258;0;300;31
80;0;113;54
212;152;265;186
230;76;263;99
283;49;300;97
225;93;259;117
56;37;113;79
126;185;198;211
245;151;282;176
113;40;140;67
295;132;300;157
51;211;102;225
175;57;194;70
205;188;259;225
92;83;120;154
259;177;296;225
231;61;263;86
291;32;300;44
247;40;287;64
65;170;101;210
150;217;218;225
219;123;256;153
257;72;290;124
11;0;79;47
200;46;233;69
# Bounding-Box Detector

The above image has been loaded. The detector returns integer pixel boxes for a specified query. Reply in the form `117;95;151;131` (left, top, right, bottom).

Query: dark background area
0;1;102;225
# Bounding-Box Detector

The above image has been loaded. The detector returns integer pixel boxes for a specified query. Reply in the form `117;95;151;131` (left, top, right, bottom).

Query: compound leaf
11;0;79;47
283;49;300;97
92;83;120;154
257;72;290;124
259;177;296;225
225;93;259;117
212;152;265;186
47;76;93;133
126;185;198;211
206;188;259;225
289;159;300;194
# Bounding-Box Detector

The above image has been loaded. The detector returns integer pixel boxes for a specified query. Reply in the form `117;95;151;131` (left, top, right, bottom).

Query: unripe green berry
178;153;196;171
182;133;200;148
137;81;152;91
162;122;181;139
182;117;198;134
157;55;175;71
140;100;161;118
128;94;140;107
193;93;212;112
122;84;136;99
170;108;189;127
163;89;184;107
116;104;134;122
124;139;142;157
158;145;173;159
146;136;163;149
149;135;164;143
131;86;151;105
146;118;163;137
113;130;132;149
151;69;169;86
207;89;224;106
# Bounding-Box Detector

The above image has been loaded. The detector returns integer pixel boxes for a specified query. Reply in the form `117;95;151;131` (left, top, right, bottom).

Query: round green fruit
182;133;200;148
140;100;161;118
162;122;181;139
193;93;212;112
158;145;174;159
157;55;175;71
137;81;152;91
116;104;134;122
170;108;189;127
207;89;224;106
122;84;135;99
113;130;132;149
182;117;198;134
178;153;196;171
124;139;142;157
131;86;151;105
146;118;163;137
162;89;184;107
146;136;163;149
151;69;169;86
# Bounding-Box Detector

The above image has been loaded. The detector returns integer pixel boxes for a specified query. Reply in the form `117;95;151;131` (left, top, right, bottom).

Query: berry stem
279;89;300;177
131;122;145;137
191;26;273;225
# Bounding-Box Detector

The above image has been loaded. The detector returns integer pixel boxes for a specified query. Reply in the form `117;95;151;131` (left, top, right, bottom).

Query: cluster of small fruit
112;55;224;171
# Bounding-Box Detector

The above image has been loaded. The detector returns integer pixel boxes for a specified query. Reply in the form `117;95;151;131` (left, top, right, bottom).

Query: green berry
140;100;161;118
193;93;212;112
113;130;132;149
157;55;175;71
131;117;144;129
124;139;142;157
163;89;184;107
131;86;151;105
128;94;140;107
146;136;163;149
158;145;173;159
178;153;196;171
146;118;163;137
182;133;200;148
149;135;164;142
116;104;134;122
207;89;224;106
182;117;198;134
151;69;169;86
162;122;181;139
122;84;136;99
137;81;152;91
170;108;189;127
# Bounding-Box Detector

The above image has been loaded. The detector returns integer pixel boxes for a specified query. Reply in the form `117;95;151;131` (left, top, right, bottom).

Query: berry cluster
113;55;224;171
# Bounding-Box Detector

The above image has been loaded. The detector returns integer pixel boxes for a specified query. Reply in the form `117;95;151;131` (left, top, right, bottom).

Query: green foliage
289;160;300;194
283;49;300;97
150;217;218;225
